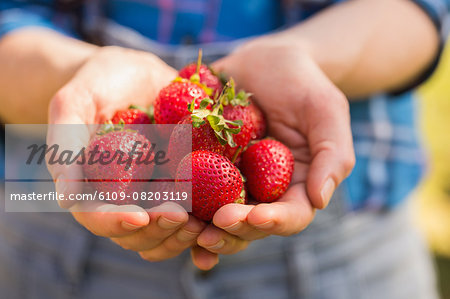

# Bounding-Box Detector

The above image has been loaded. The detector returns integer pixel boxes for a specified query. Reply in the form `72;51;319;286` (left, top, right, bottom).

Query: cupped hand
46;46;212;265
204;33;355;242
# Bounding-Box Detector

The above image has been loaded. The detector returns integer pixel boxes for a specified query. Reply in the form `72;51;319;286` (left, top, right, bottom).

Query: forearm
0;28;97;123
281;0;440;99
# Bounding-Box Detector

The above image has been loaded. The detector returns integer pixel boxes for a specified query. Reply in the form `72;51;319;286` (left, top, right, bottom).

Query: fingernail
254;220;274;230
121;221;142;231
176;229;198;242
321;178;335;207
158;217;182;229
206;239;225;251
222;221;243;232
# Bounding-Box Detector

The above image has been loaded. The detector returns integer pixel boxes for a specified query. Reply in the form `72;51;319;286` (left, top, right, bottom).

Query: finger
210;56;243;84
137;215;206;262
46;123;90;210
246;184;315;236
210;56;230;73
71;202;150;237
197;225;249;255
47;87;97;210
112;202;188;251
213;204;268;241
303;87;355;209
190;246;219;271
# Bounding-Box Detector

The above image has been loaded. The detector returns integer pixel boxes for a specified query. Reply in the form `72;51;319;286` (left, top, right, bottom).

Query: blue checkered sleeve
344;92;426;211
320;0;449;210
0;1;75;39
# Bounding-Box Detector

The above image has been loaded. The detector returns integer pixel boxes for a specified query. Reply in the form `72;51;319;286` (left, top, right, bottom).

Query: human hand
202;33;355;243
46;46;209;263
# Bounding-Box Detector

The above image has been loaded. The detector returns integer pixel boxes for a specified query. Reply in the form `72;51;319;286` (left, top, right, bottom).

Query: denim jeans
0;186;438;299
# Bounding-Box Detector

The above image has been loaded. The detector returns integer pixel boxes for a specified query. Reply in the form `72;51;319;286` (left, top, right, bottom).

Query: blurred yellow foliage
413;39;450;257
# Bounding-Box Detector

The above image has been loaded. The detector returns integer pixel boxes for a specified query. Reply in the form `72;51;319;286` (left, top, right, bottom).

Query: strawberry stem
196;48;203;75
231;146;242;164
189;49;203;84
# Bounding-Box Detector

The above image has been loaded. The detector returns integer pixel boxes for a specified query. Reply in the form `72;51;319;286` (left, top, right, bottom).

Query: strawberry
220;80;253;161
153;79;209;125
222;104;253;161
248;102;266;140
83;125;154;205
167;98;242;175
179;64;222;96
240;139;294;203
179;49;223;96
111;105;153;125
111;105;154;138
176;150;245;222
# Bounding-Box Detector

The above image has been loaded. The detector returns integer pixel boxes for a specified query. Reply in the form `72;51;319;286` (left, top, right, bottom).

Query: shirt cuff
389;0;449;95
410;0;449;31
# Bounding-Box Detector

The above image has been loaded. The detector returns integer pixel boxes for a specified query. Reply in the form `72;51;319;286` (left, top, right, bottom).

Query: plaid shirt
1;0;449;211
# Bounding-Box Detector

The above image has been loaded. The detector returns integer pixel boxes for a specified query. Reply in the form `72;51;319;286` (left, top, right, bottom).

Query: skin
0;0;439;269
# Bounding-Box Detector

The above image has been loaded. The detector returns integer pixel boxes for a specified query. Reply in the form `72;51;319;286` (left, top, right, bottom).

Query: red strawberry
176;150;245;222
219;80;253;161
153;80;208;125
222;104;253;161
171;115;224;153
83;126;154;205
179;64;222;96
167;98;242;175
240;139;294;203
111;106;154;138
248;102;266;140
111;106;152;125
167;115;223;176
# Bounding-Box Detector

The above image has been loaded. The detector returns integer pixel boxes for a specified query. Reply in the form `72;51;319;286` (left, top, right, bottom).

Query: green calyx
129;104;155;123
220;78;252;107
180;48;214;96
187;98;242;148
97;120;126;135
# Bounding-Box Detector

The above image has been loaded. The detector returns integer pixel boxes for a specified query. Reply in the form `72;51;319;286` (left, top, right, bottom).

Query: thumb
305;89;355;209
210;55;237;79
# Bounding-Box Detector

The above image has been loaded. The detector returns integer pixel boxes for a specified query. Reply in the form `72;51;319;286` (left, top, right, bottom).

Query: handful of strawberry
83;51;293;221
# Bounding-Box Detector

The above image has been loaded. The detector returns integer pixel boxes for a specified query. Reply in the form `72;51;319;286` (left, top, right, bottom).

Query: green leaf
227;127;241;134
227;119;243;127
193;109;212;120
213;131;228;145
199;98;213;109
224;130;237;147
187;99;196;113
191;115;206;127
206;115;224;132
